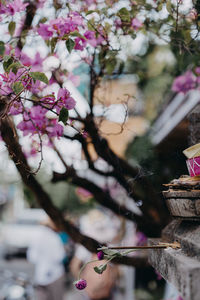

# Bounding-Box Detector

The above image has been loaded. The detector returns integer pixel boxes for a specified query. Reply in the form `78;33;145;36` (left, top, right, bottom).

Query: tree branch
0;117;148;266
17;2;37;49
52;169;161;236
63;127;165;228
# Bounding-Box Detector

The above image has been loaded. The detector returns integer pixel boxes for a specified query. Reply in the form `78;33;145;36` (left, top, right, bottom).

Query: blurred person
27;218;66;300
70;209;122;300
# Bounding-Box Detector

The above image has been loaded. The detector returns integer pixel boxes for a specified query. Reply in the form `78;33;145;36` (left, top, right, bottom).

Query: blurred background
0;0;198;299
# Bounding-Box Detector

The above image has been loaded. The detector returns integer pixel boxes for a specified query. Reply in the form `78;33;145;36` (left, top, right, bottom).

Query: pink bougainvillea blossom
186;8;198;21
37;14;83;40
74;37;87;51
9;101;23;115
46;119;64;138
195;67;200;75
131;18;143;30
67;73;80;87
172;71;196;94
36;0;46;9
17;105;64;138
84;30;104;47
3;0;28;16
56;88;76;112
76;187;93;201
37;24;53;40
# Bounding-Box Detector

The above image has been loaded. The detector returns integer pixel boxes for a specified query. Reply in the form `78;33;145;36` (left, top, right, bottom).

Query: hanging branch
63;119;166;229
52;169;161;236
0;117;148;267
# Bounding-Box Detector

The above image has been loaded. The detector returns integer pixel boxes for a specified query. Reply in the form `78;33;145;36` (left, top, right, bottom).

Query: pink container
186;155;200;177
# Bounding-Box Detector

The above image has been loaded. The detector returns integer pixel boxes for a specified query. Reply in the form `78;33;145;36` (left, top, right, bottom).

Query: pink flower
76;187;93;199
6;0;28;15
57;88;70;101
9;101;23;115
131;18;143;30
74;37;87;51
172;71;196;94
46;120;64;138
155;270;162;281
136;232;147;246
57;88;76;112
195;67;200;75
69;12;83;26
30;52;44;71
84;30;97;46
115;18;122;29
67;73;80;87
37;0;46;9
0;3;6;14
84;30;104;47
186;8;198;21
37;24;53;40
82;131;88;138
65;97;76;110
74;279;87;290
40;94;55;106
97;251;104;260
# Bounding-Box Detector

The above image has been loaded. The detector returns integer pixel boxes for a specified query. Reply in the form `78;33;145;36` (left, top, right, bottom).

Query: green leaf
58;107;69;125
102;249;119;256
39;17;48;24
157;3;163;11
105;58;117;75
66;38;75;53
85;10;96;16
51;37;58;53
7;62;22;74
182;29;191;43
30;72;49;85
87;19;95;31
3;55;11;62
3;57;14;72
166;0;172;14
118;7;130;22
70;31;86;40
94;264;107;274
0;41;5;56
12;82;24;94
8;21;16;36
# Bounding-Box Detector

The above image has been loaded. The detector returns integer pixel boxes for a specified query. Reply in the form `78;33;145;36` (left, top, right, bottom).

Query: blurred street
0;256;127;300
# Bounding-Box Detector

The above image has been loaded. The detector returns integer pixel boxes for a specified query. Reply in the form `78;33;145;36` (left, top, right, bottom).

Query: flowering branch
74;242;180;291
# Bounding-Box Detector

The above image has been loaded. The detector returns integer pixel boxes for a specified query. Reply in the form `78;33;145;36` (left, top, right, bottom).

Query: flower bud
74;279;87;290
97;250;104;260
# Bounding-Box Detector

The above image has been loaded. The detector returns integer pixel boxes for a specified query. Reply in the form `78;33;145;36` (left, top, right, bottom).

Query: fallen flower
74;279;87;290
97;250;104;260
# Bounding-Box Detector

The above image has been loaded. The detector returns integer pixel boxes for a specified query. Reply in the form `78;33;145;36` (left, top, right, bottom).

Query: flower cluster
37;12;85;42
171;66;200;94
37;12;105;50
0;0;28;16
131;18;143;31
0;57;76;140
13;86;75;138
17;106;64;138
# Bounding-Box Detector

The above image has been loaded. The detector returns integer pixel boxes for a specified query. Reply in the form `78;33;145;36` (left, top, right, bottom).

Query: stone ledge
148;238;200;300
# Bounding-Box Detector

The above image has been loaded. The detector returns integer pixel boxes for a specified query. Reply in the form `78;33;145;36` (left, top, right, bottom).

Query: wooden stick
98;242;181;250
